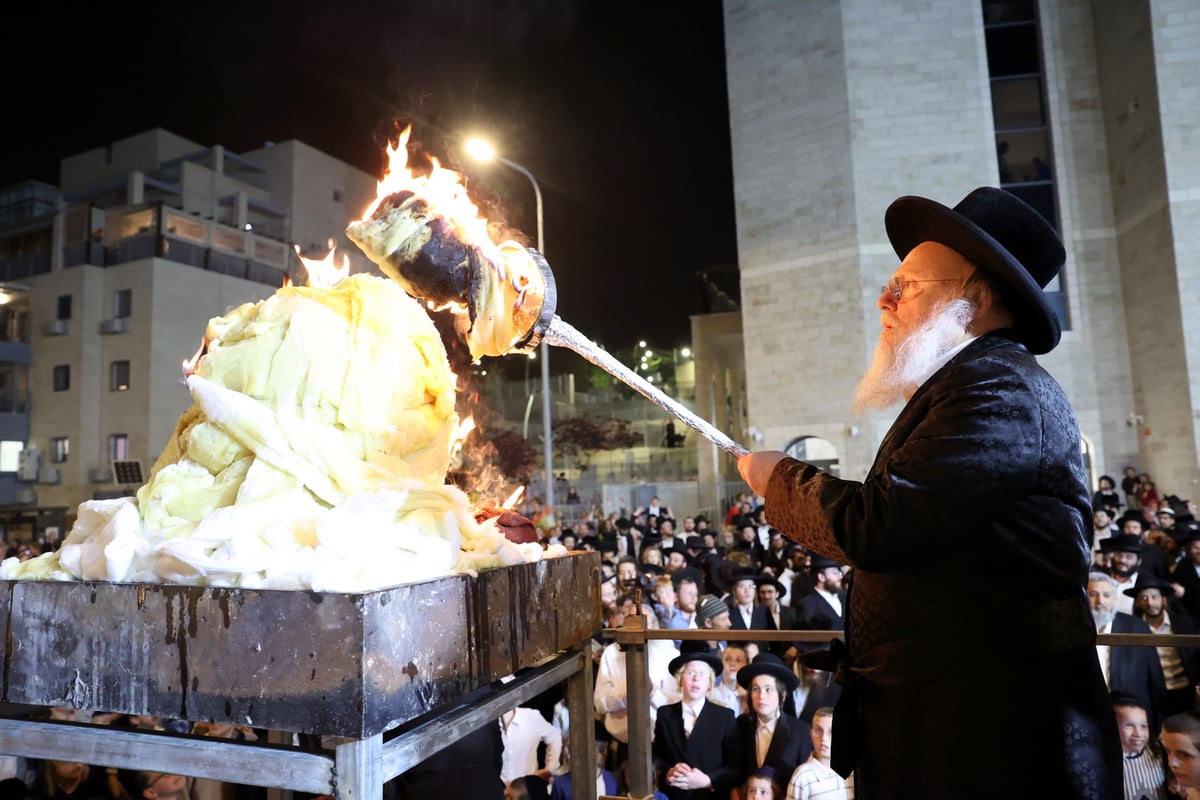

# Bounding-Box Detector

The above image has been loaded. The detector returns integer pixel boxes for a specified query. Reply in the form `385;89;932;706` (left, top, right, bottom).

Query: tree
551;415;643;466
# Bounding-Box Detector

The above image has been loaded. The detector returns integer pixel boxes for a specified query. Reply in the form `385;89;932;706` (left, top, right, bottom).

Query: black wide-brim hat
884;186;1065;355
1099;533;1144;554
1123;574;1175;598
754;574;787;600
736;652;799;693
669;640;724;678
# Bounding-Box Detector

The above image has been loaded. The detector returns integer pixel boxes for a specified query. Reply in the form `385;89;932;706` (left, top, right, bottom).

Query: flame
501;486;524;510
361;126;497;252
182;341;205;378
452;416;477;447
295;239;350;289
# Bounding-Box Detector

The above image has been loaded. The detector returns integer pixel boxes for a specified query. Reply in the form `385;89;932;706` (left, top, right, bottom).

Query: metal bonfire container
0;553;600;738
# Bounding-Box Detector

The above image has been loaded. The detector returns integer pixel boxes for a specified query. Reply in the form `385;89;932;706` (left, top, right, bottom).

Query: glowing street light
465;137;555;510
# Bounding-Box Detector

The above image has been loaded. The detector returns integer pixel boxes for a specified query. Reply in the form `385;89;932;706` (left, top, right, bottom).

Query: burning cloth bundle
1;271;556;591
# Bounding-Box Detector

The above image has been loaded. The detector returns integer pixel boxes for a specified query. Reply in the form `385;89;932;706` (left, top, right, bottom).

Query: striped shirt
1122;747;1166;800
1147;615;1190;691
786;756;854;800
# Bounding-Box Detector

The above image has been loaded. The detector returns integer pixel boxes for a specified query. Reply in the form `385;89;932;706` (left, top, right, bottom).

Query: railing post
621;613;654;798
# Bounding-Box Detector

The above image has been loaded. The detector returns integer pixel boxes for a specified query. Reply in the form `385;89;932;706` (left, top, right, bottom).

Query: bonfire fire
345;126;555;361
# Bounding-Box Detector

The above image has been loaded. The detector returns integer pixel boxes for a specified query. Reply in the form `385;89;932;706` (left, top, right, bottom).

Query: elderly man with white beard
738;187;1121;800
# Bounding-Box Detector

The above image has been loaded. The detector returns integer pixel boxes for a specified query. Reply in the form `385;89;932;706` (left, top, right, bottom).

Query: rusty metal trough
0;553;602;799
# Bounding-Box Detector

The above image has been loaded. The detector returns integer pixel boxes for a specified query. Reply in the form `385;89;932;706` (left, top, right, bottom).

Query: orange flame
182;341;205;378
501;486;524;510
294;239;350;289
361;126;498;255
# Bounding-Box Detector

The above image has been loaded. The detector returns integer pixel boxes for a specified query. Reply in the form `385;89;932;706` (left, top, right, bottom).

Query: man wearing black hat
1125;571;1200;719
794;556;846;653
755;574;799;661
1120;510;1173;583
1172;521;1200;622
1100;533;1144;616
738;187;1121;797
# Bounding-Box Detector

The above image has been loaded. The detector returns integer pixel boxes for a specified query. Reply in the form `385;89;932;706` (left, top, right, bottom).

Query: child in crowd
785;707;852;800
1161;710;1200;799
744;767;783;800
1112;692;1167;800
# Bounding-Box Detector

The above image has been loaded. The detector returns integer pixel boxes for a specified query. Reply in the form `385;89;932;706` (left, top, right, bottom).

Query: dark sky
0;0;738;356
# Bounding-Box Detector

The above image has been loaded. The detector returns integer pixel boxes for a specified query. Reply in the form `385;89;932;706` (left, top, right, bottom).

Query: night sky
0;0;739;357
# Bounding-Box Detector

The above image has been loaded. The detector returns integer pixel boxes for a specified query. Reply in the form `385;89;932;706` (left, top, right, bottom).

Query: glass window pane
110;360;130;392
109;433;129;462
985;24;1041;76
113;289;132;319
0;441;22;472
997;130;1053;186
991;77;1045;130
982;0;1035;24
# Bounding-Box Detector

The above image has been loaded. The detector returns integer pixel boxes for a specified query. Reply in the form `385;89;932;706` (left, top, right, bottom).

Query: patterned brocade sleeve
766;458;854;566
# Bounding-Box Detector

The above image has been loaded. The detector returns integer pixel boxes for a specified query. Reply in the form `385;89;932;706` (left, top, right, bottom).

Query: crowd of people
556;495;853;799
9;470;1200;800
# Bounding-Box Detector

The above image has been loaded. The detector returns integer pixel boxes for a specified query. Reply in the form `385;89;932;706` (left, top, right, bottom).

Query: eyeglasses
880;277;959;302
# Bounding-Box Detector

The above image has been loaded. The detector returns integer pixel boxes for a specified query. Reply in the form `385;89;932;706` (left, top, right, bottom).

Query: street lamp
465;138;556;511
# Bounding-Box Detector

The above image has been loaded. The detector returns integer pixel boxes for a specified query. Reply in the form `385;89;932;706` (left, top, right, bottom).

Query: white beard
851;298;976;415
1091;604;1115;631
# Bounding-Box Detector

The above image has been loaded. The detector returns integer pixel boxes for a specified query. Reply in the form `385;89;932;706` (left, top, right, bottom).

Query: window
0;440;21;472
110;360;130;391
50;437;69;463
982;0;1068;329
332;189;344;203
113;289;132;319
108;433;129;462
53;365;69;392
56;294;72;320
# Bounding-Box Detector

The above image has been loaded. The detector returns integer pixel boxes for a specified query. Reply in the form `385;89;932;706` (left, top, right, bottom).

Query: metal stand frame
0;646;597;800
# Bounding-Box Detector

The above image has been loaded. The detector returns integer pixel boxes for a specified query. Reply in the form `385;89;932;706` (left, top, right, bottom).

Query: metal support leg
334;734;382;800
565;642;597;800
623;617;653;799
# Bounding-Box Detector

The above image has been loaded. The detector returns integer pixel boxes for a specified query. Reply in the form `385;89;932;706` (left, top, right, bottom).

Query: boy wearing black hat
739;187;1122;796
734;653;811;786
654;642;741;799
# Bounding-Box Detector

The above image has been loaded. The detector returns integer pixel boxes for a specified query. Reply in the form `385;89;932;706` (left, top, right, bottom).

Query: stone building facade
723;0;1200;495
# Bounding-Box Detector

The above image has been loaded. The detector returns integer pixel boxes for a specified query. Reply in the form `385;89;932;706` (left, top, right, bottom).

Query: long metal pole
498;156;554;512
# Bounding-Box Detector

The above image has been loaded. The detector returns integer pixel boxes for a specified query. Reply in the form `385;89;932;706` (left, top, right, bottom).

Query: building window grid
110;360;130;392
108;433;129;463
113;288;132;319
982;0;1068;329
50;437;69;464
52;364;69;392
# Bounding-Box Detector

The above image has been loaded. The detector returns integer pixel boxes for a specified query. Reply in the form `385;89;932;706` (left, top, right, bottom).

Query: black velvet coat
765;334;1121;800
653;700;741;799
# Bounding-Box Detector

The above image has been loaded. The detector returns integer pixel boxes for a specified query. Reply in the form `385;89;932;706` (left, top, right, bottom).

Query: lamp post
465;139;555;511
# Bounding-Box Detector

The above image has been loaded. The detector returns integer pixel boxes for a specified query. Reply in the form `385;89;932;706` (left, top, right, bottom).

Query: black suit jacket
653;700;741;799
727;601;771;653
1173;559;1200;622
734;712;812;785
1109;612;1168;730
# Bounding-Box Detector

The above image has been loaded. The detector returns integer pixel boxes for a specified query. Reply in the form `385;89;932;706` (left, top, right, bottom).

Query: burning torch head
344;129;557;360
